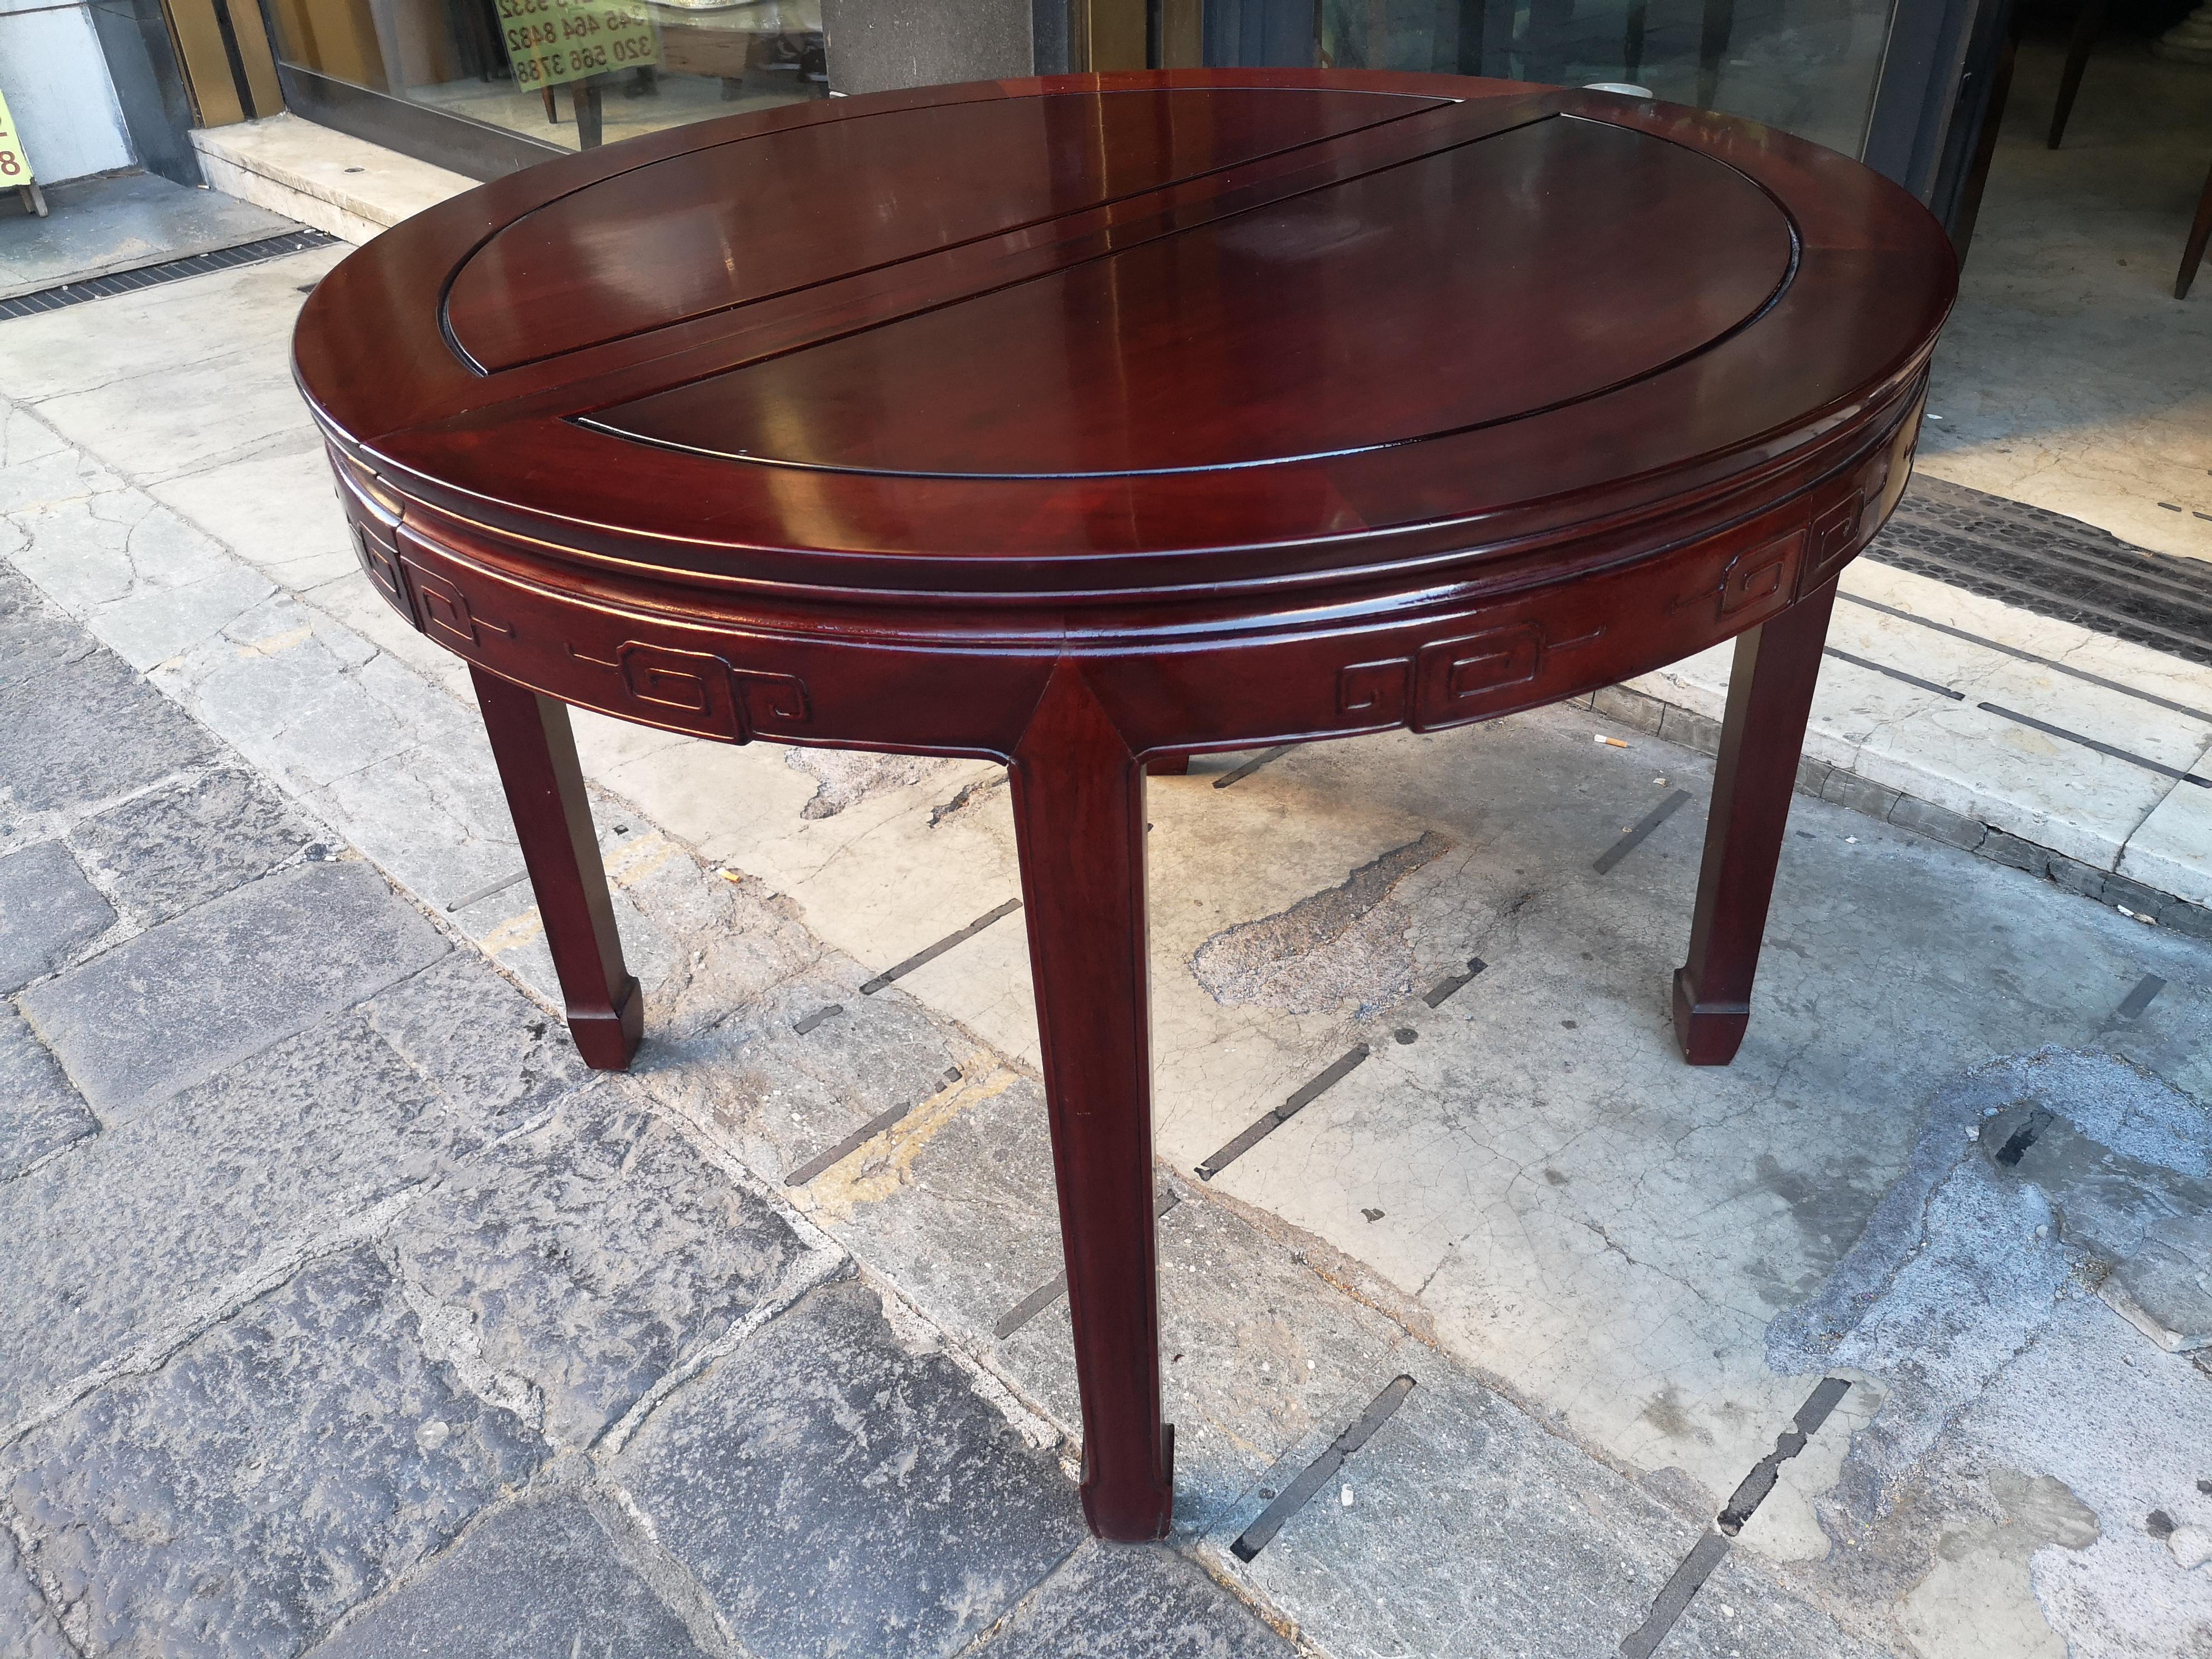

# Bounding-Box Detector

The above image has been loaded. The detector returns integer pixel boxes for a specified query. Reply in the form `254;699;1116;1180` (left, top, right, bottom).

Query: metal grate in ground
1869;474;2212;667
0;229;338;321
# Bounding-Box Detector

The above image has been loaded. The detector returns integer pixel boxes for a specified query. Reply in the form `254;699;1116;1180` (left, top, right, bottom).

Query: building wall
820;0;1035;97
86;0;203;186
0;0;134;182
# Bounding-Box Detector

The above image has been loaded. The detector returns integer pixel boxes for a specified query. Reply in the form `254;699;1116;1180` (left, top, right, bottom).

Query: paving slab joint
858;1262;1070;1458
586;1474;750;1658
0;1181;430;1451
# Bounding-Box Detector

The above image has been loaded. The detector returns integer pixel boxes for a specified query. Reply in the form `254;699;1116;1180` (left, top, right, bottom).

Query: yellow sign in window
496;0;662;91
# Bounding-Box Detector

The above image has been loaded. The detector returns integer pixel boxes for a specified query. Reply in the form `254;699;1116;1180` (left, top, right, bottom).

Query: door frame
1862;0;2010;207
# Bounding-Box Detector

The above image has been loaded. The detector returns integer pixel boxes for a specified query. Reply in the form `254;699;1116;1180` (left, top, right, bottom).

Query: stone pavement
4;236;2212;1659
0;564;1291;1657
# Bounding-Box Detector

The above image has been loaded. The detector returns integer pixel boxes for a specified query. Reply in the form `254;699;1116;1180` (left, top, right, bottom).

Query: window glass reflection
1316;0;1898;159
266;0;826;150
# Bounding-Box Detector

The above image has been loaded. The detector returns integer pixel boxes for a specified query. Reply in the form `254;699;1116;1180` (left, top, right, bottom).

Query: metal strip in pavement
1618;1530;1733;1659
783;1065;963;1187
1231;1375;1416;1561
1196;1045;1370;1182
858;898;1022;994
1594;789;1692;874
1717;1377;1851;1535
1215;746;1294;789
1821;647;1964;700
1876;544;2212;662
784;1100;913;1187
2114;973;2166;1023
1976;704;2210;787
1903;506;2212;610
1621;1376;1851;1657
793;1003;845;1035
1837;593;2212;726
1423;956;1487;1007
992;1190;1180;1342
443;869;528;913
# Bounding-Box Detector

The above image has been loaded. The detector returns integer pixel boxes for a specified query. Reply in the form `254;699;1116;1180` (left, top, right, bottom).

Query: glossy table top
295;70;1953;606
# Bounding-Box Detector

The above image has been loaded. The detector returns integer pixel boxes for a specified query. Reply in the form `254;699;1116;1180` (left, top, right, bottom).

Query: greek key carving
1670;529;1804;622
614;642;809;742
400;556;512;651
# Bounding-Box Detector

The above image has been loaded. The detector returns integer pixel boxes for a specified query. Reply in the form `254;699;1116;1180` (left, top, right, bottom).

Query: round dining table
293;67;1956;1541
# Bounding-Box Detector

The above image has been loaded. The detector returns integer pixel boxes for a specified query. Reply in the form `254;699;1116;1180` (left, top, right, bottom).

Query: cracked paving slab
2;1244;547;1658
784;746;957;821
1191;831;1451;1017
969;1537;1296;1658
358;952;596;1137
0;1522;72;1659
1205;1350;1888;1659
0;840;118;994
611;1279;1086;1659
635;935;977;1189
0;250;346;495
0;562;93;692
0;644;219;837
1167;712;2212;1560
308;1490;716;1659
388;1094;840;1450
147;444;360;596
17;859;446;1118
1630;558;2212;876
0;1015;485;1430
3;482;273;672
0;397;122;519
0;1005;95;1182
64;764;319;929
1771;1047;2212;1657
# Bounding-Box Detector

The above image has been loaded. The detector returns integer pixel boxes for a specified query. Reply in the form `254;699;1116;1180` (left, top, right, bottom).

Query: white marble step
1624;557;2212;914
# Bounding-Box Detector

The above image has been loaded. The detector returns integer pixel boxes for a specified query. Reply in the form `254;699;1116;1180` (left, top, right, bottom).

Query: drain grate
0;229;339;321
1867;476;2212;667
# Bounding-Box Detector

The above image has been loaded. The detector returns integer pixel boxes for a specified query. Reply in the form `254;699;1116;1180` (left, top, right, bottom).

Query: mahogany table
293;69;1956;1541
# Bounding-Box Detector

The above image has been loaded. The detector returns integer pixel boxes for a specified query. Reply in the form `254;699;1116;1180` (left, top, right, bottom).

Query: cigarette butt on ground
1594;735;1629;749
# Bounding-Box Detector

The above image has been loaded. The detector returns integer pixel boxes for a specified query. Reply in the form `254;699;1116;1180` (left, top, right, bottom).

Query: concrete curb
1586;682;2212;942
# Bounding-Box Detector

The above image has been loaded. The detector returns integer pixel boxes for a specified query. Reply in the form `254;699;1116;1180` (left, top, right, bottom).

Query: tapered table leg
1009;660;1173;1541
1673;579;1839;1066
471;664;642;1070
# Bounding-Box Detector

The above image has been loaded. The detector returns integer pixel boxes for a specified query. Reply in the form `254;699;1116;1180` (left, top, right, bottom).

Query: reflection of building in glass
264;0;826;153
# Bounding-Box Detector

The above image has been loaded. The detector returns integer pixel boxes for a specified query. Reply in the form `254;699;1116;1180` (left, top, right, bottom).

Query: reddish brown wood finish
1009;662;1174;1539
1672;578;1840;1065
293;69;1955;1541
2180;154;2212;302
471;664;643;1069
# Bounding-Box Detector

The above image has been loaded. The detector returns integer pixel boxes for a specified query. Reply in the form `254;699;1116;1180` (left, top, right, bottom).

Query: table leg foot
471;663;643;1073
1011;659;1174;1542
568;974;645;1070
1671;578;1838;1068
1084;1422;1175;1541
1671;968;1748;1066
